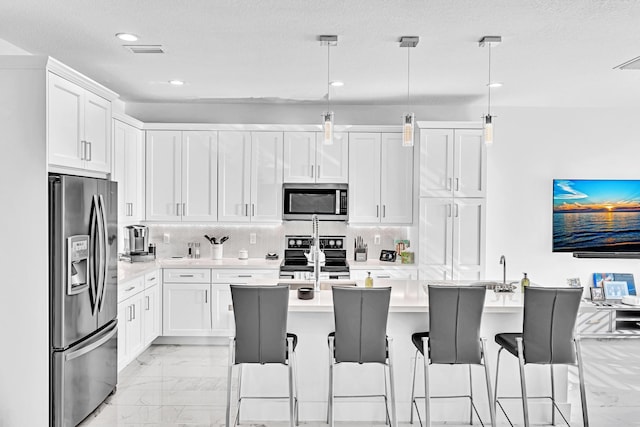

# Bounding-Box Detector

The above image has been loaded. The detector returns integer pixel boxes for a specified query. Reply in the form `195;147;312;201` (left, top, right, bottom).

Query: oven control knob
329;240;335;247
296;240;302;246
336;240;342;247
289;239;295;247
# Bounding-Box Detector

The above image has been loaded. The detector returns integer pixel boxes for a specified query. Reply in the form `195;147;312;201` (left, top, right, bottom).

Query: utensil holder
210;244;223;260
354;248;367;262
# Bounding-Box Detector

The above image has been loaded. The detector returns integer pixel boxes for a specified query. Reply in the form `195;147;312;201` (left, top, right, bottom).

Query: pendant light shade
400;36;419;147
320;35;338;145
479;35;501;146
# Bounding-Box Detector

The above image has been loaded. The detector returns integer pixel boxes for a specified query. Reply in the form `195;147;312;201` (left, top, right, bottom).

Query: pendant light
400;36;419;147
479;36;502;145
320;35;338;145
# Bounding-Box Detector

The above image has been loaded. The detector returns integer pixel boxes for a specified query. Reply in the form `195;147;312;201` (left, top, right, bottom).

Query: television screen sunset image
553;180;640;252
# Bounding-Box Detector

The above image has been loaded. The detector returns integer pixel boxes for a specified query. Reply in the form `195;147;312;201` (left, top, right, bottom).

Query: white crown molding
141;122;403;133
47;57;119;101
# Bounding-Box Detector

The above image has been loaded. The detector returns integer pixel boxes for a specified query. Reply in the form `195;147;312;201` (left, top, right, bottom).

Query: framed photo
566;277;581;288
379;249;397;262
603;281;629;300
590;287;605;301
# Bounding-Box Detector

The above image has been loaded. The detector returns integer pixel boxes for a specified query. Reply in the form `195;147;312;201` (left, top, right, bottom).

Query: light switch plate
374;235;381;245
163;233;170;244
250;233;256;244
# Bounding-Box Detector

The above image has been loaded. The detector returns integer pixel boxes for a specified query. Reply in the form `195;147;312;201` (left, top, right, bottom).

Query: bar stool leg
480;338;496;427
287;337;295;427
225;337;235;427
387;337;398;427
236;364;242;424
422;337;430;427
516;337;530;427
550;365;556;426
468;364;474;425
575;337;590;427
384;364;390;425
410;349;418;424
328;336;335;427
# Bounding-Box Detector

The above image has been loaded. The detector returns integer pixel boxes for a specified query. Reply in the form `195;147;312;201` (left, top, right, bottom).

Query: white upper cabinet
283;131;348;183
48;72;111;173
113;120;144;223
182;131;218;221
419;128;486;198
218;131;283;223
349;133;413;224
146;130;218;221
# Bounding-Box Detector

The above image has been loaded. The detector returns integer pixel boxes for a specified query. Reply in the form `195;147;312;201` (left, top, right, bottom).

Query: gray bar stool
327;286;397;427
225;284;298;427
410;284;495;427
494;286;588;427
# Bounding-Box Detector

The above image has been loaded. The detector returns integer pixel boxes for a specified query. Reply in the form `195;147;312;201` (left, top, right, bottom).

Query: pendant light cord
487;44;492;115
327;43;331;112
407;46;411;111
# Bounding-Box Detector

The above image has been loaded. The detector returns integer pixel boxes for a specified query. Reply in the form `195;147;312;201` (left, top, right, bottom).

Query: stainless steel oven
279;235;350;279
282;183;348;221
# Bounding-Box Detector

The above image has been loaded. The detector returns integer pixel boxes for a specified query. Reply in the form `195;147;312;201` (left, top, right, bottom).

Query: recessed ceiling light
116;33;139;42
169;80;185;86
330;81;344;87
487;82;503;88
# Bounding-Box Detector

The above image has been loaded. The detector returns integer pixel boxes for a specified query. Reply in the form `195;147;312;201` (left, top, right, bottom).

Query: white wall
485;106;640;287
0;63;48;425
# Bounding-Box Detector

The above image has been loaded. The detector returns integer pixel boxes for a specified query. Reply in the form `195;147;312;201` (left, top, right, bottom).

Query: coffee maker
121;225;155;262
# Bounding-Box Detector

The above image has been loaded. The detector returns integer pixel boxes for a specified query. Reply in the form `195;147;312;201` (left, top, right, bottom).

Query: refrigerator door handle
97;194;109;313
65;323;118;362
88;195;99;312
91;195;105;316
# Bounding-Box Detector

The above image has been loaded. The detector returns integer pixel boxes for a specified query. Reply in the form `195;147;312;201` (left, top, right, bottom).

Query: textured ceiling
2;0;640;107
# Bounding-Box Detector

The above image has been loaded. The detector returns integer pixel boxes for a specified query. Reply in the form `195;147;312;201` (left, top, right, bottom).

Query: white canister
210;244;223;260
238;249;248;260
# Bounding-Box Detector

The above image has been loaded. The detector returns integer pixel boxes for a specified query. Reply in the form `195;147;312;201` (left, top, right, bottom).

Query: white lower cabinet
162;268;238;336
118;270;160;372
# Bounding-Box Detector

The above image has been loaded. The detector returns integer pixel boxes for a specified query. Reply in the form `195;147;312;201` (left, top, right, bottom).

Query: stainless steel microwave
283;183;348;221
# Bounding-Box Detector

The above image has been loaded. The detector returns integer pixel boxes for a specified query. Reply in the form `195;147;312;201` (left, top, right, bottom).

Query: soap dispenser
365;271;374;288
520;273;530;293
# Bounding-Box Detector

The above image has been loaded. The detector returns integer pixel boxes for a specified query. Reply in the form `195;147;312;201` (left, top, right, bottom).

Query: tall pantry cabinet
418;123;487;280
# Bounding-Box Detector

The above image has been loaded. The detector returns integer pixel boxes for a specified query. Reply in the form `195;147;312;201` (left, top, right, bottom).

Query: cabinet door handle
176;203;181;216
376;205;379;218
378;275;391;279
317;165;320;178
238;274;252;278
204;289;208;303
310;165;314;178
447;177;452;191
146;295;150;311
179;274;194;277
182;203;186;216
252;204;255;217
454;203;459;217
125;286;135;292
228;304;233;311
455;178;460;191
245;203;249;216
86;142;92;161
131;304;135;320
383;205;386;218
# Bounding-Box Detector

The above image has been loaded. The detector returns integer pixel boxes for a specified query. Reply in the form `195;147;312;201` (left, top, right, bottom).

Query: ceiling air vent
614;55;640;70
124;45;165;54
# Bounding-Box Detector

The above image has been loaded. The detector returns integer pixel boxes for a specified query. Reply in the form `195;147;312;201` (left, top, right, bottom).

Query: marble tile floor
79;339;640;426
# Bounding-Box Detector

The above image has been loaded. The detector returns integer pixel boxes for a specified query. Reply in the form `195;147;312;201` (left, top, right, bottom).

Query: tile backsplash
142;222;416;261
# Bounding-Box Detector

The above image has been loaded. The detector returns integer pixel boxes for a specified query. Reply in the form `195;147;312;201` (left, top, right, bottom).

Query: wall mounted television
553;179;640;258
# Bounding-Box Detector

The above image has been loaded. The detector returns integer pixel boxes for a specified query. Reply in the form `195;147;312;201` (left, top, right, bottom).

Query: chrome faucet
312;214;320;292
499;255;506;284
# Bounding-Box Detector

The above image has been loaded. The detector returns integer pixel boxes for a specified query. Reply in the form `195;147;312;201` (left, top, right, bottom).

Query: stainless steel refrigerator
49;174;118;427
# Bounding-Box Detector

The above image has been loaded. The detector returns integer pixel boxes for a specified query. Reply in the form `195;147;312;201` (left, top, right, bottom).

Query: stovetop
281;235;349;273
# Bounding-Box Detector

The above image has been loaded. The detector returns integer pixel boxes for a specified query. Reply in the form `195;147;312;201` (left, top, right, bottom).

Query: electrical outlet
163;233;170;244
374;235;381;245
249;233;256;244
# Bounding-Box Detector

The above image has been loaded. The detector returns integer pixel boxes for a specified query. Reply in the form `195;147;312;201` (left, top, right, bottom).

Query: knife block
354;248;367;262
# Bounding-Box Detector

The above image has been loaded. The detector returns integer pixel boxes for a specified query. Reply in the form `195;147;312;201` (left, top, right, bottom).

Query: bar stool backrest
332;286;392;364
522;287;582;364
428;285;486;364
230;284;289;365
